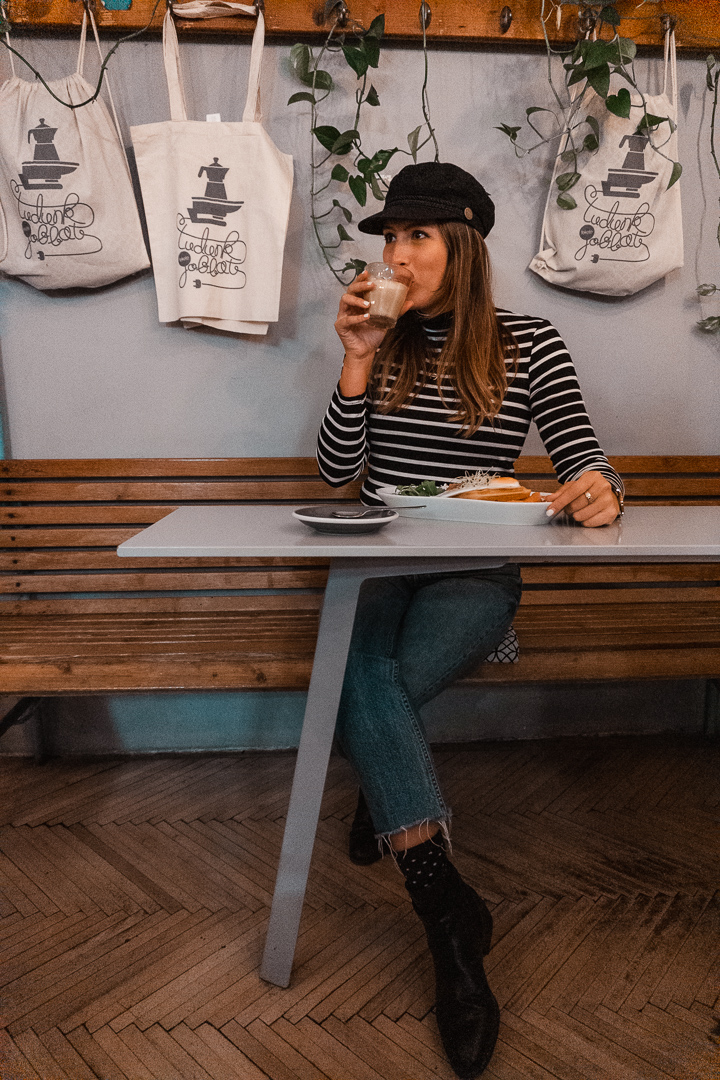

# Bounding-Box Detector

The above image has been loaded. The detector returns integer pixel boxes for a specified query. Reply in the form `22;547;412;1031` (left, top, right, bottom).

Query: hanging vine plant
697;54;720;333
496;1;681;211
287;4;439;283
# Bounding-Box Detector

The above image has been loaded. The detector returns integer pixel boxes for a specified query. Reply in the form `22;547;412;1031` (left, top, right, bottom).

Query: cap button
464;207;473;220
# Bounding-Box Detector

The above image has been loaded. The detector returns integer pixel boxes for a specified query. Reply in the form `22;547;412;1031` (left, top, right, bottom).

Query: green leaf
303;70;332;91
363;37;381;69
348;174;368;206
586;63;611;99
407;125;422;161
667;161;682;189
337;224;354;242
331;129;360;154
697;316;720;332
585;115;600;139
599;4;620;26
313;125;341;151
290;43;310;79
582;133;599;152
605;87;631;118
290;45;333;90
567;65;589;88
356;156;373;176
287;91;316;106
556;171;580;192
332;199;352;222
556;192;577;210
526;106;551;116
697;283;717;297
495;123;520;143
369;172;384;201
708;70;716;93
560;149;578;164
369;148;397;171
364;14;385;39
635;113;668;134
581;41;615;71
342;45;368;78
331;164;349;183
366;84;380;106
618;37;637;62
707;54;716;70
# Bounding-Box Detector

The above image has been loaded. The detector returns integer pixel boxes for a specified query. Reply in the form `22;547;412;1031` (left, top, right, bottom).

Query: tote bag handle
76;7;126;146
662;27;678;109
162;2;265;123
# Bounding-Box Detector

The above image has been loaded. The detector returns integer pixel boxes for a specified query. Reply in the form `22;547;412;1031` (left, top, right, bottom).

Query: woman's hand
542;471;621;527
335;272;387;396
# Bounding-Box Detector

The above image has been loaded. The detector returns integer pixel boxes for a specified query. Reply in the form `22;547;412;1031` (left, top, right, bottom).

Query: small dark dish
293;506;398;534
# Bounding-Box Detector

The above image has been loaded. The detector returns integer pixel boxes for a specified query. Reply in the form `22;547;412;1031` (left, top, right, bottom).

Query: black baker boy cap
358;161;495;239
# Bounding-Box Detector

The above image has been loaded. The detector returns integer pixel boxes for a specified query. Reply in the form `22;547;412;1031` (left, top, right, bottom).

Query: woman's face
382;222;448;312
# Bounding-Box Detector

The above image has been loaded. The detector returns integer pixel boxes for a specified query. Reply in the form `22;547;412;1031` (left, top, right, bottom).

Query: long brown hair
370;221;519;436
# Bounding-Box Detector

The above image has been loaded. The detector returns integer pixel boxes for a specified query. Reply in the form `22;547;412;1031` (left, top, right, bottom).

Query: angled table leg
259;555;506;988
259;560;365;987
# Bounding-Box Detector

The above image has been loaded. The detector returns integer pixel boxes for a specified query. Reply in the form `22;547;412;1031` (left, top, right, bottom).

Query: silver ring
584;491;593;503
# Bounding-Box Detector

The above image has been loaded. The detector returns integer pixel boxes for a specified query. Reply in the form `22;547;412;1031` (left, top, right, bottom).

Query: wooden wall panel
5;0;720;49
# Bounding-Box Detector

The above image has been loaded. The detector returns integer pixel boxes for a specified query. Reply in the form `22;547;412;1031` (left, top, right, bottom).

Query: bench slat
3;477;719;502
519;586;720;604
0;529;147;548
1;595;325;615
0;569;328;593
473;649;720;683
0;458;323;478
0;555;714;582
2;455;718;479
0;552;330;570
520;563;720;583
0;480;361;502
514;455;720;475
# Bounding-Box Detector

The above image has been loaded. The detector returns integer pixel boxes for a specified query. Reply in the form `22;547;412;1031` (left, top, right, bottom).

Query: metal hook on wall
419;1;431;31
500;6;512;34
315;0;349;27
577;5;596;36
660;13;677;35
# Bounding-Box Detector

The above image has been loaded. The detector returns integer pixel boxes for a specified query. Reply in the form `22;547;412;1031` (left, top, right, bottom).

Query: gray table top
117;504;720;561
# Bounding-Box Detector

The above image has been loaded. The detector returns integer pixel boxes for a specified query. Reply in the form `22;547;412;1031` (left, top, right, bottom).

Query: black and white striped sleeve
316;384;369;487
528;321;624;492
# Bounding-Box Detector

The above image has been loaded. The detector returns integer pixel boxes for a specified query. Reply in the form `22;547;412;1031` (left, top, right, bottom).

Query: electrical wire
0;0;165;110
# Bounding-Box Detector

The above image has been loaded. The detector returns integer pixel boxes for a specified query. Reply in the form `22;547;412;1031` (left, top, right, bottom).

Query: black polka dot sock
395;835;454;913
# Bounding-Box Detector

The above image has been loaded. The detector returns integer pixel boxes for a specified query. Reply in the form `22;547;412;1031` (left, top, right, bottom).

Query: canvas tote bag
0;11;150;289
529;30;682;297
131;5;293;334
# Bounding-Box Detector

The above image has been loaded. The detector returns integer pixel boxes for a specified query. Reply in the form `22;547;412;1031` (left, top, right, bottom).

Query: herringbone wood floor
0;735;718;1080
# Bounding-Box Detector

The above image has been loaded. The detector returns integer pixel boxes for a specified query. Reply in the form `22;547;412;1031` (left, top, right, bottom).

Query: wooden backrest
1;456;718;616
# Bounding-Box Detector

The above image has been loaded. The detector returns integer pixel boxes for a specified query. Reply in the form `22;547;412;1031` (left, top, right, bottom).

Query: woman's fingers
543;472;619;527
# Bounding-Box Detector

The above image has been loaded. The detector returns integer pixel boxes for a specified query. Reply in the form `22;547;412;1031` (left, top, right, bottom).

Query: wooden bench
1;455;718;755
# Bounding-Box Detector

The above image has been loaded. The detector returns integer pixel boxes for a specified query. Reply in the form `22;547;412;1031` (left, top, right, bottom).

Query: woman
317;162;623;1080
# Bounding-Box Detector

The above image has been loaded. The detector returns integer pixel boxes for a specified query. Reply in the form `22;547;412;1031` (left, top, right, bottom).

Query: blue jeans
334;564;523;836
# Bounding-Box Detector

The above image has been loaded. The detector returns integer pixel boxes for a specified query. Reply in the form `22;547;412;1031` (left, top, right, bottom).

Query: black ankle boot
412;867;499;1079
348;789;383;866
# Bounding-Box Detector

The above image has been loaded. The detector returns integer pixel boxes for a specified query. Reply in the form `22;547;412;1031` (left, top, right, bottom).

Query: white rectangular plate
376;487;552;525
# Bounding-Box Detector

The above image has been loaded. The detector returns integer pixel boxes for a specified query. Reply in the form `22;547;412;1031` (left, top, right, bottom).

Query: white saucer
293;506;399;534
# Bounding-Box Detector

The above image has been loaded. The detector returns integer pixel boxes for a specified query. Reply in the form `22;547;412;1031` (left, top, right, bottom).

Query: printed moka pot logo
19;119;79;190
12;119;101;262
576;132;658;266
177;157;247;291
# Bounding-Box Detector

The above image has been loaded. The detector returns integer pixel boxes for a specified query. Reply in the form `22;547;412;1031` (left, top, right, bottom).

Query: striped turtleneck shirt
317;310;623;504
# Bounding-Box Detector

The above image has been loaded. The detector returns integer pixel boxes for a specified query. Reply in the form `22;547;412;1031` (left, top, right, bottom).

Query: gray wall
0;31;717;753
